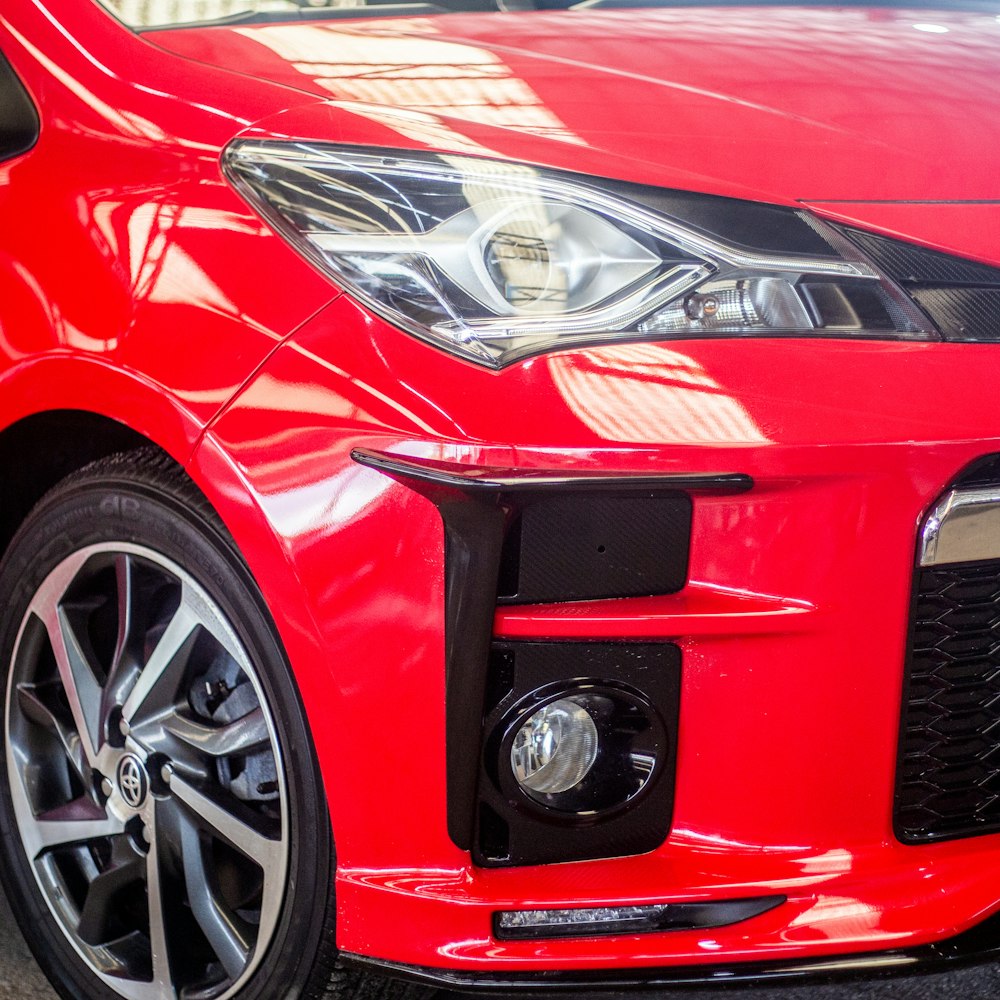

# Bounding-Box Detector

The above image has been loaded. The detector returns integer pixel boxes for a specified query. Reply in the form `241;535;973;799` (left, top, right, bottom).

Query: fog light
496;683;665;817
511;697;599;798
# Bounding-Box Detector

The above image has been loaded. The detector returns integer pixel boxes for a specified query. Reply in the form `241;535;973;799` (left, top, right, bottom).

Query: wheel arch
0;355;456;881
0;356;203;559
0;409;150;559
0;360;345;827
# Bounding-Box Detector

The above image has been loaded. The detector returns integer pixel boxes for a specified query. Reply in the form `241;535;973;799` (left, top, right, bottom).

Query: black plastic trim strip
493;894;785;941
0;51;39;164
341;905;1000;994
351;449;753;495
351;448;753;850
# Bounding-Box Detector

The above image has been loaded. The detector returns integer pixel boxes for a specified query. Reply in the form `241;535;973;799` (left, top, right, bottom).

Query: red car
1;0;999;997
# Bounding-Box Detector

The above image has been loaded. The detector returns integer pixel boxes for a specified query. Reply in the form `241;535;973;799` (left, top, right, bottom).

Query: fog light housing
497;683;665;816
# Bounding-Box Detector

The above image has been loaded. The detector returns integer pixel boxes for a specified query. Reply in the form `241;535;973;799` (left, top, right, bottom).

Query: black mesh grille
896;560;1000;842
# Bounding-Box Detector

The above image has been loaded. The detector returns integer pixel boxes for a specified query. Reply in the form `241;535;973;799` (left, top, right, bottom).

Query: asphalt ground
2;885;1000;1000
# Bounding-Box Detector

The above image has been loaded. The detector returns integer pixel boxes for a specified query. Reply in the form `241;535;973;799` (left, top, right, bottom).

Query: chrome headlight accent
224;142;937;367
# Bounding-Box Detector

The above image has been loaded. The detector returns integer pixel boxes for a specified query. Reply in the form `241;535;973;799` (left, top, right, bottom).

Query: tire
0;449;425;1000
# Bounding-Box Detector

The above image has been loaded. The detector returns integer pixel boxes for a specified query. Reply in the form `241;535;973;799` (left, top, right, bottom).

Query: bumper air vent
897;458;1000;842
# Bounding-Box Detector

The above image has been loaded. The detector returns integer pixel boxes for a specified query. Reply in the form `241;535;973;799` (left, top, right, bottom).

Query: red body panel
151;6;1000;208
2;0;1000;980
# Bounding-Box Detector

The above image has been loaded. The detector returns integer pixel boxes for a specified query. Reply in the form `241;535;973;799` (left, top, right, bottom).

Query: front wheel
0;451;345;999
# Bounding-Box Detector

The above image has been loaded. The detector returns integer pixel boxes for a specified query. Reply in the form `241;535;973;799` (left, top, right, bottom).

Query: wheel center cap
117;754;148;809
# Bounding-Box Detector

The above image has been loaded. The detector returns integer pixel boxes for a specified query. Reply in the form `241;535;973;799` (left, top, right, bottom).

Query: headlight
223;142;937;368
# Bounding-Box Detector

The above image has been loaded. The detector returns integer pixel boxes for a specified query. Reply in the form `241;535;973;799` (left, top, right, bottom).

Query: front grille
895;559;1000;842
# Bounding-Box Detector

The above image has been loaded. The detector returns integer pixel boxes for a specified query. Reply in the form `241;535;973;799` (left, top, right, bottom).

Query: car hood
151;6;1000;250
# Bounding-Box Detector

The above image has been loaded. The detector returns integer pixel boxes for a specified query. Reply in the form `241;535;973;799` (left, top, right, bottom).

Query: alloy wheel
5;541;288;1000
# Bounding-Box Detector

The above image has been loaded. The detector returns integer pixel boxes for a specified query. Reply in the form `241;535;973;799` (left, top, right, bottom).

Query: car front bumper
199;296;1000;979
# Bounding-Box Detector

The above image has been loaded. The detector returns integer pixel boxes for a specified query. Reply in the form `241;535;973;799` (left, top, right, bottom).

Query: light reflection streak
799;849;854;875
118;203;272;333
36;1;124;79
393;378;471;439
292;342;443;435
472;30;855;136
235;23;586;147
328;100;500;157
786;895;884;942
27;6;251;133
128;202;180;294
262;461;392;537
548;344;769;446
6;24;166;141
146;239;262;327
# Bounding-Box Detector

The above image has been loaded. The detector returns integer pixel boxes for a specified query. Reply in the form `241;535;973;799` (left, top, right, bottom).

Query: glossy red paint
151;6;1000;208
2;0;1000;986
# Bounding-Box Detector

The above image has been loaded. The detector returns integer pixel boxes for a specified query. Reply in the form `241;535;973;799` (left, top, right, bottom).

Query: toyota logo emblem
117;754;148;809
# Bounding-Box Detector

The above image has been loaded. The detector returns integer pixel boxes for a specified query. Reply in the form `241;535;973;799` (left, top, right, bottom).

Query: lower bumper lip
341;902;1000;993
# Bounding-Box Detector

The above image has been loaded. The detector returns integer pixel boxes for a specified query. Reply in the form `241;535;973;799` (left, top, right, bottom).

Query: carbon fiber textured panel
845;228;1000;286
498;494;691;603
896;560;1000;842
910;287;1000;342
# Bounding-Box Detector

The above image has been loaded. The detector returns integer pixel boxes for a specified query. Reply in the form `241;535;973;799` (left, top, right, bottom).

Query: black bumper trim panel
351;449;753;495
352;448;752;851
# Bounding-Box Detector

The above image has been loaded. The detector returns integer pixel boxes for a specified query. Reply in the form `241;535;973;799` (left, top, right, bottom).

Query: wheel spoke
121;598;199;724
99;554;140;737
178;585;249;670
164;707;269;758
179;817;252;981
9;541;289;999
16;682;88;781
39;604;102;766
145;809;177;1000
169;773;282;873
113;553;134;670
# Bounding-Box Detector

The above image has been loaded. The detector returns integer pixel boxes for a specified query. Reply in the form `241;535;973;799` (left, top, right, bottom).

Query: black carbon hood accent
840;226;1000;342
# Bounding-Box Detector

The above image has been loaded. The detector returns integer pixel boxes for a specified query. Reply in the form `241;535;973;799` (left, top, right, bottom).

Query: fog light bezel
475;641;681;867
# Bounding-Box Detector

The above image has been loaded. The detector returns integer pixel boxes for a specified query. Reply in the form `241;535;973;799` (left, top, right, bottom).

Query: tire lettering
100;496;141;518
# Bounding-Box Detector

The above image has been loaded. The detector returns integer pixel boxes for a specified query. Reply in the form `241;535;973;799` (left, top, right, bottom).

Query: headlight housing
224;142;937;368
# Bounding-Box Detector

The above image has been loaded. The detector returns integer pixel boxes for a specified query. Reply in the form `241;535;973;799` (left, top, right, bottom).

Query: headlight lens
224;142;937;367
